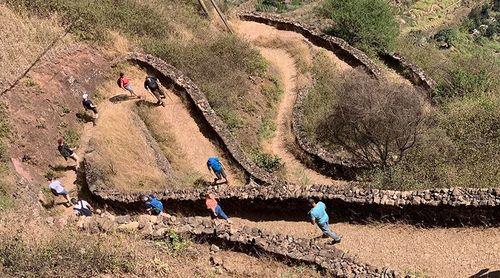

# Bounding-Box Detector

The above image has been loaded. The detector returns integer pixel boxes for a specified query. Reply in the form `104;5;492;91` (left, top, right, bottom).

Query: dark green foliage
434;28;457;45
320;0;399;53
251;150;283;173
256;0;305;13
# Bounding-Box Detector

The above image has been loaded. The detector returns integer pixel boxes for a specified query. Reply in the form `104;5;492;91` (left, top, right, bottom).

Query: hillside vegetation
296;0;500;189
5;0;281;168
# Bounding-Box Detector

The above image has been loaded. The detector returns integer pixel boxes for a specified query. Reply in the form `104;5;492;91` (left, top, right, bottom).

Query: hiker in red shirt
118;72;139;98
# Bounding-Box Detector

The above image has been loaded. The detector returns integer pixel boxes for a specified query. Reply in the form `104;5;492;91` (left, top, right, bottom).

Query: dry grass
91;70;170;192
136;104;207;188
0;213;322;277
0;4;63;92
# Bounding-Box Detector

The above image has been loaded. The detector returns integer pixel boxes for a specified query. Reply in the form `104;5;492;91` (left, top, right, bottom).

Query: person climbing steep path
48;177;71;205
82;93;98;124
207;157;228;185
308;198;341;245
71;198;94;216
142;195;164;216
144;75;168;107
117;72;139;98
57;138;79;169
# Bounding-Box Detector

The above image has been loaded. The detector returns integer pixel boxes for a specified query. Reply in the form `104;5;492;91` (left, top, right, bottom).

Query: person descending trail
204;193;231;222
308;198;341;245
82;93;98;123
142;195;164;216
48;177;71;204
57;138;79;168
144;75;166;107
71;198;94;216
207;157;228;185
118;72;139;98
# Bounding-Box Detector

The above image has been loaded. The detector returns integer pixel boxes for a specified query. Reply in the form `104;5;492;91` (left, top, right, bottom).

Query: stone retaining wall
119;53;275;185
379;52;437;92
291;88;364;179
238;12;382;79
77;213;399;277
239;12;436;92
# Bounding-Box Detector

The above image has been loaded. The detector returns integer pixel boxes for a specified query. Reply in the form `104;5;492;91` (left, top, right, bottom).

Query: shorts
214;169;227;180
51;188;68;196
124;84;134;93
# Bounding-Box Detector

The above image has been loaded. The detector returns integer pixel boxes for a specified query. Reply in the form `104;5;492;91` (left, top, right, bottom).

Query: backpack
75;201;92;216
145;77;159;90
116;77;122;87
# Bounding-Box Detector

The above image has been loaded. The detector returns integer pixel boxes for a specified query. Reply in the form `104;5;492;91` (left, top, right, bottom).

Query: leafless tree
317;70;425;170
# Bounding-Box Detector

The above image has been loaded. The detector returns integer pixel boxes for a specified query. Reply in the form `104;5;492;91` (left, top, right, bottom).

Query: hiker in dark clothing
82;93;98;120
57;138;79;166
71;198;93;216
144;76;165;107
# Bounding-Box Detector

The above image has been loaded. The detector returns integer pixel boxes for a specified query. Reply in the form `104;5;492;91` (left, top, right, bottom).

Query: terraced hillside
0;1;498;278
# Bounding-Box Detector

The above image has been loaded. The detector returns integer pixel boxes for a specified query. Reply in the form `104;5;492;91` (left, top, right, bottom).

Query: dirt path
230;217;500;277
131;69;245;187
257;47;335;185
234;20;352;185
103;66;244;188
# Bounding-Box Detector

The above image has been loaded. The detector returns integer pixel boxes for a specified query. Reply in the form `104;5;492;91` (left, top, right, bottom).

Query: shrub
434;28;458;46
317;70;425;170
63;128;80;148
435;68;495;99
256;0;305;13
320;0;399;53
251;150;283;172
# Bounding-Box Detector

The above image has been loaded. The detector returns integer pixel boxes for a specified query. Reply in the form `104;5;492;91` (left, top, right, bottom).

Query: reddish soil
1;44;111;184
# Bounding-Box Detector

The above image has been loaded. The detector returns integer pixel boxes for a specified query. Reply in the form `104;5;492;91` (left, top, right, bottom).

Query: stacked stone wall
239;12;436;91
85;54;499;226
77;214;400;277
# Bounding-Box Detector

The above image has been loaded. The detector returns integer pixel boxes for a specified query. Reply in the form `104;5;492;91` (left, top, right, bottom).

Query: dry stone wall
238;12;383;79
239;12;436;91
77;213;400;277
84;53;499;226
119;53;275;185
378;52;437;92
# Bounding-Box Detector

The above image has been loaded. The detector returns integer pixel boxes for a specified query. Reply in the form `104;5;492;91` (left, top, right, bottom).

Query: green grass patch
63;128;80;148
251;150;283;173
319;0;400;53
256;0;307;13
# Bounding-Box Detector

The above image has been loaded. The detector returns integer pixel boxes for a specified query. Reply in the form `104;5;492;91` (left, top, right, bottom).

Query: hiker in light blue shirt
308;198;341;244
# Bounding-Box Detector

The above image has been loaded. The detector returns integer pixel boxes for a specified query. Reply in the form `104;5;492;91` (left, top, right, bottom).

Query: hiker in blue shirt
142;195;164;216
207;157;227;184
308;198;341;244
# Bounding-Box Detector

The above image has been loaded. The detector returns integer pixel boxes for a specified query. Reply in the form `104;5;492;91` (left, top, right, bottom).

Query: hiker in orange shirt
204;193;230;222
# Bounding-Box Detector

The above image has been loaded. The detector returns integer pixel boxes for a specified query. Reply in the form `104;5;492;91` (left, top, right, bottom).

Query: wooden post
197;0;210;17
208;0;234;33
